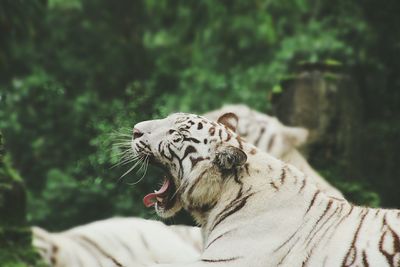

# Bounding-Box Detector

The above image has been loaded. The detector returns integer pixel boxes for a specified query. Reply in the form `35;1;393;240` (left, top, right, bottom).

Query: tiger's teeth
156;197;163;202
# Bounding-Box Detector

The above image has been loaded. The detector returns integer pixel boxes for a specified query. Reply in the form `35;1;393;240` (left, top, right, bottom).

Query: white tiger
32;217;202;267
204;104;343;199
33;105;328;267
131;112;400;267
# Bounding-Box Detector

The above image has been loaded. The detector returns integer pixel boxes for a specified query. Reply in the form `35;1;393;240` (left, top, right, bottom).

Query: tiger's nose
133;128;144;139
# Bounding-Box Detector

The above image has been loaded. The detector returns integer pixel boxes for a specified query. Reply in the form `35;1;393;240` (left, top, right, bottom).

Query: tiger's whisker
126;155;149;186
118;155;144;181
112;152;140;168
170;181;185;200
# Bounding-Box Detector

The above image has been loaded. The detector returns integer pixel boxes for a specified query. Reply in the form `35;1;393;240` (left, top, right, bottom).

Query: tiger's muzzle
131;126;179;214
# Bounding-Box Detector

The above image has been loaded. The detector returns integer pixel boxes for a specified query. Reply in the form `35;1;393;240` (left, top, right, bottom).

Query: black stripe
267;133;276;151
314;203;345;249
76;235;124;267
182;145;197;160
210;187;254;231
209;127;215;135
226;132;232;141
362;250;370;267
167;145;184;178
236;136;243;149
341;209;368;267
202;256;241;262
254;127;265;147
378;213;400;266
270;181;279;191
205;229;234;249
244;163;250;175
280;165;287;185
305;190;321;215
277;236;302;265
299;176;307;192
190;156;208;169
274;216;312;253
303;200;334;248
324;204;354;248
276;198;336;265
303;204;341;265
158;141;163;154
183;137;201;143
233;169;242;185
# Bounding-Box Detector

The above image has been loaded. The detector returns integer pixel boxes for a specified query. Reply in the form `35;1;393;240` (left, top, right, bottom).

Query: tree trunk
272;66;365;197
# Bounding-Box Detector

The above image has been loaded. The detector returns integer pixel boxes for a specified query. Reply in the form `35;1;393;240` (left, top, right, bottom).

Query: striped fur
32;217;202;267
204;104;344;199
132;113;400;267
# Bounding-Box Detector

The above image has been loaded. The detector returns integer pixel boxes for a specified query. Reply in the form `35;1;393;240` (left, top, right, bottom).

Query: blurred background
1;0;400;263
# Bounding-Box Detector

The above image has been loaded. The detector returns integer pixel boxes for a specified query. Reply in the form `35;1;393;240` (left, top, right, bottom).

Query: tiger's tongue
143;179;170;208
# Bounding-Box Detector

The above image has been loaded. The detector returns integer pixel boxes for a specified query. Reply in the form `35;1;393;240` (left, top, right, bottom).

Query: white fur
132;113;400;267
204;104;343;198
32;217;202;267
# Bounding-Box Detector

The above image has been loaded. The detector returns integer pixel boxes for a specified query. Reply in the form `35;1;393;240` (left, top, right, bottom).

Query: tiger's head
131;113;247;220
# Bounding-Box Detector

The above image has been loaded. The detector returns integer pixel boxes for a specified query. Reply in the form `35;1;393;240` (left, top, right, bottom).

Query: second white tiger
33;217;202;267
204;104;343;199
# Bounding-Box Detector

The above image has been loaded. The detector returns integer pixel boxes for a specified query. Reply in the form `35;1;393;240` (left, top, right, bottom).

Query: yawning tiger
132;112;399;267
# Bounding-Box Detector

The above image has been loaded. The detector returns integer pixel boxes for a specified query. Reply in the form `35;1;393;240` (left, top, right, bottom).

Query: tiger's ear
217;112;239;132
282;126;309;147
214;145;247;170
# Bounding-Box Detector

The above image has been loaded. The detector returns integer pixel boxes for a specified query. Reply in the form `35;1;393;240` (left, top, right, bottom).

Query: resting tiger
132;113;400;267
32;217;202;267
204;104;343;199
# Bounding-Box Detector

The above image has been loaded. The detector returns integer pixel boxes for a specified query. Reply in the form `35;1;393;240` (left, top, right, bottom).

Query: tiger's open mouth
142;165;178;210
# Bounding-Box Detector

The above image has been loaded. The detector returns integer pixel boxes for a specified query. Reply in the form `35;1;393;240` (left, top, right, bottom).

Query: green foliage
0;0;399;232
0;0;47;82
144;0;357;114
0;226;46;267
0;70;97;191
0;133;45;267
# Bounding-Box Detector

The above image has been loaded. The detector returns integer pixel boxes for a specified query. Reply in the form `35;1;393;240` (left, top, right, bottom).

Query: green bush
0;0;399;230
